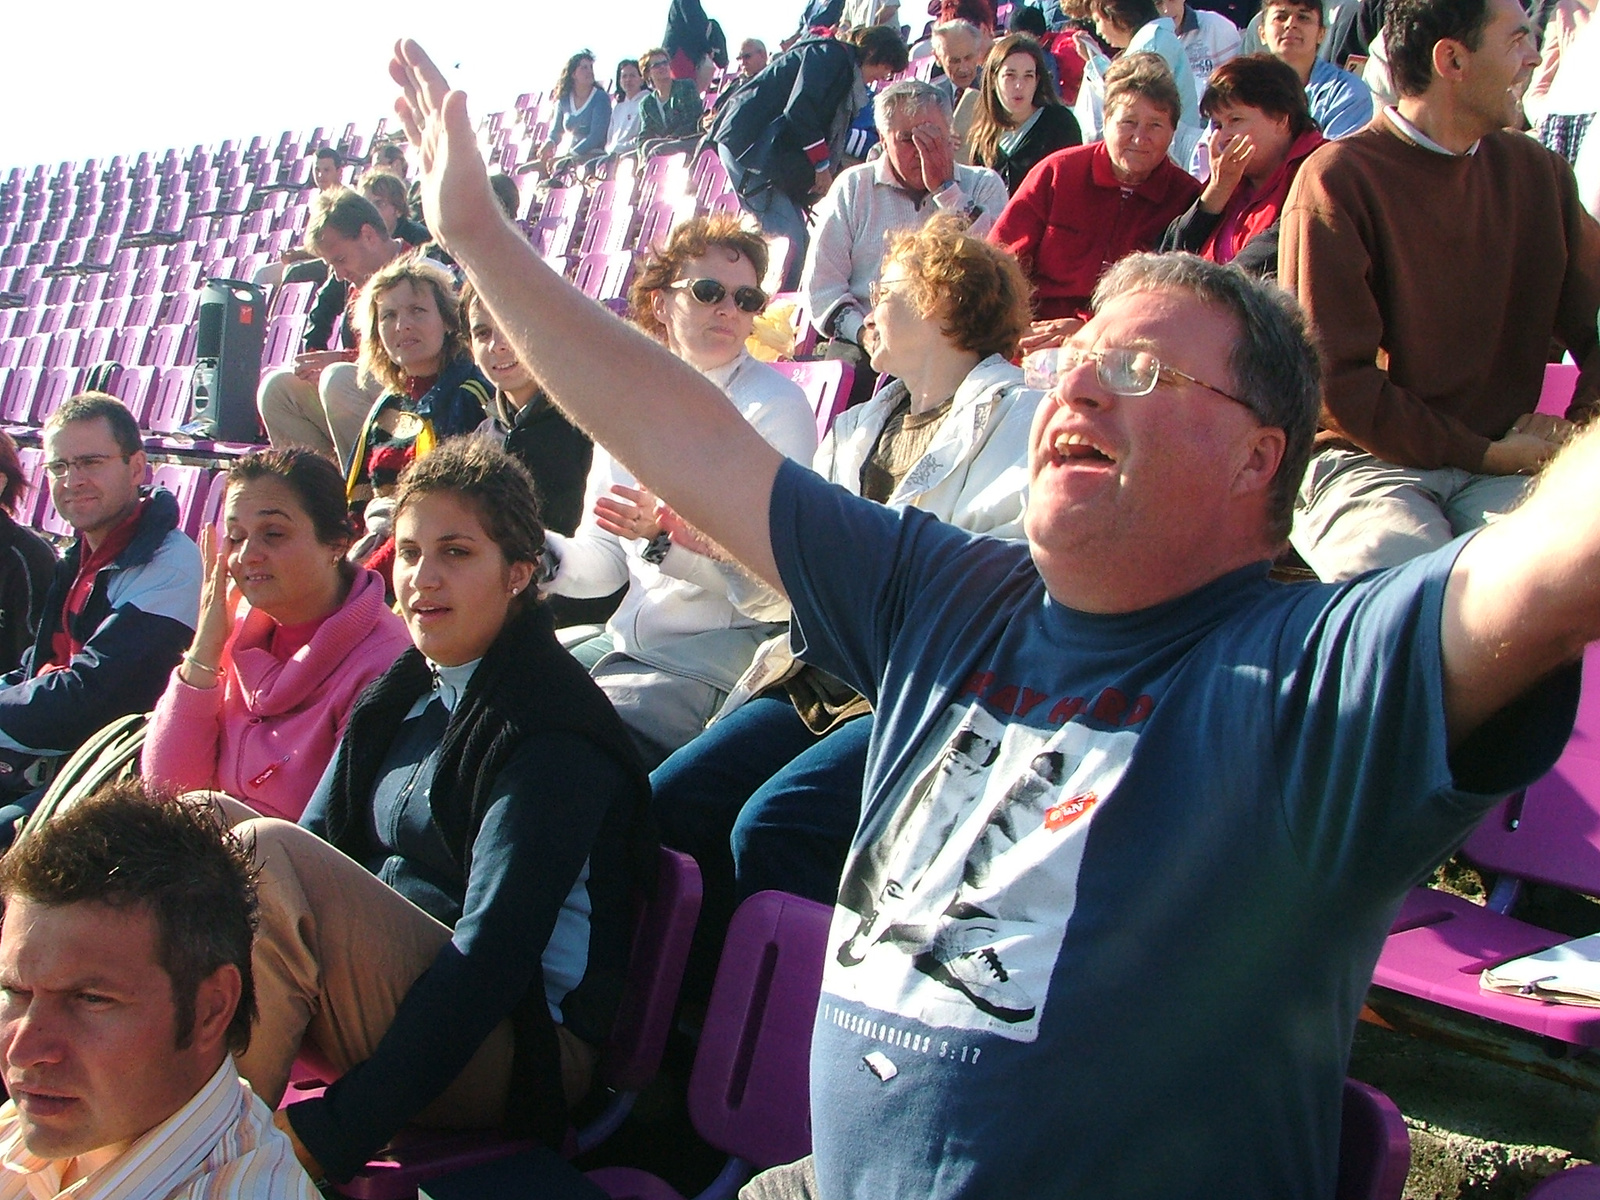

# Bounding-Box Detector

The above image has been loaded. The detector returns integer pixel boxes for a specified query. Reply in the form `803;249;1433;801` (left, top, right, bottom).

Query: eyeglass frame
666;277;768;314
1024;344;1256;416
43;453;134;480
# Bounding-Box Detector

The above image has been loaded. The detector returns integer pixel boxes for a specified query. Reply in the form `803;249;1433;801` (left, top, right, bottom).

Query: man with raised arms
389;40;1598;1199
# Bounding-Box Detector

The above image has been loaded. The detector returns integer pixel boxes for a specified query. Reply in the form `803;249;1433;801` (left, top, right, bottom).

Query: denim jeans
716;143;811;292
650;698;872;994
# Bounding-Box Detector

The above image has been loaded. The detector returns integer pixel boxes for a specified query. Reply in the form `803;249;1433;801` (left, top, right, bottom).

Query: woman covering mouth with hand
143;449;412;820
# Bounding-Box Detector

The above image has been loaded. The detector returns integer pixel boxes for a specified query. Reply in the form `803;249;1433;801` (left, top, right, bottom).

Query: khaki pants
257;363;381;467
739;1156;819;1200
1290;447;1532;582
213;797;594;1129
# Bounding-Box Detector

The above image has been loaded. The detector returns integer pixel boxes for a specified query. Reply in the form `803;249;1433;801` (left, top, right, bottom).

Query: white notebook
1480;932;1600;1007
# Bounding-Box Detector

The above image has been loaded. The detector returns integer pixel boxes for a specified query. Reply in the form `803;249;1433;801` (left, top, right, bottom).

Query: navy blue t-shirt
769;460;1577;1200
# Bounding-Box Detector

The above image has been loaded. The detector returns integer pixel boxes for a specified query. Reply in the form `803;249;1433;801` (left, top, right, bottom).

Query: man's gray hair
931;18;982;45
1091;253;1322;543
874;79;954;134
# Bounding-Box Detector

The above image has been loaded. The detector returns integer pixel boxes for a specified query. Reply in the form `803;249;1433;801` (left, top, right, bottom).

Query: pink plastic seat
1536;362;1580;418
324;848;702;1200
1373;643;1600;1046
769;360;854;441
1526;1166;1600;1198
587;890;830;1200
148;463;211;539
572;253;636;303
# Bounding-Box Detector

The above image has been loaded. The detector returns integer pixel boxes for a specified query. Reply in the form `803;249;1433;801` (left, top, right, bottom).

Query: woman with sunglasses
650;215;1040;982
543;215;817;768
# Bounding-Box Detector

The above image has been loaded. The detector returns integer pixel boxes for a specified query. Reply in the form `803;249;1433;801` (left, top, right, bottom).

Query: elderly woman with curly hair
650;214;1043;983
543;214;817;768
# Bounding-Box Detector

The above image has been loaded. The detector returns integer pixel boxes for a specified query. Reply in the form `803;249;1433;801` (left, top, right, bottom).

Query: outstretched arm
1442;418;1600;746
390;41;785;592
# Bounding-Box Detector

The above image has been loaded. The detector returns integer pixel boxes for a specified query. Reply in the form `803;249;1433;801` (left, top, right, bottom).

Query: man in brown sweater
1279;0;1600;581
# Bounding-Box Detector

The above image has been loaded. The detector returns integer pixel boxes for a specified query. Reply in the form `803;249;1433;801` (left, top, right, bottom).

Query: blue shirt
1307;56;1375;140
769;460;1575;1199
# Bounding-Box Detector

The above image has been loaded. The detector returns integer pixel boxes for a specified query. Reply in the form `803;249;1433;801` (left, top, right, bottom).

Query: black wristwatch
641;532;674;565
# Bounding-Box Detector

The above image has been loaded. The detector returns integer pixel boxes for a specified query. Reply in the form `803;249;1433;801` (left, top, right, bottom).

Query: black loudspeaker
190;278;266;441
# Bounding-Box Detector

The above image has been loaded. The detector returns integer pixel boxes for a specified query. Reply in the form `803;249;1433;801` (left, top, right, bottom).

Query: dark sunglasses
668;277;767;314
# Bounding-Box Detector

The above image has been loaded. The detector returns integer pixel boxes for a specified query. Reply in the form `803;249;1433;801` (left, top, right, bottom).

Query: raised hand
912;122;955;195
180;525;234;689
1018;316;1085;353
594;484;665;542
388;40;503;255
1199;132;1254;214
657;505;720;559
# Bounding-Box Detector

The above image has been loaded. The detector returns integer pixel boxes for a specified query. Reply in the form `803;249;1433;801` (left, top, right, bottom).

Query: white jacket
544;350;817;689
718;353;1042;714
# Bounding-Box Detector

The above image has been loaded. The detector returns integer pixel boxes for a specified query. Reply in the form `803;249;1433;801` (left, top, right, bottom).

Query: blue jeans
651;699;871;994
716;144;810;292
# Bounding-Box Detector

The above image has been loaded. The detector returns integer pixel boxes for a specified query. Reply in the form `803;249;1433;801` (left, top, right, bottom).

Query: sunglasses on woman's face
667;277;767;314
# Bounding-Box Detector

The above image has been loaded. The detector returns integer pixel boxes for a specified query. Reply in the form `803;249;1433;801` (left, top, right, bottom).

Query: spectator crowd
0;0;1595;1196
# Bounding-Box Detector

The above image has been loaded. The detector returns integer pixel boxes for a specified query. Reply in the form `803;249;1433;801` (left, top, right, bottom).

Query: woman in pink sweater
144;449;411;820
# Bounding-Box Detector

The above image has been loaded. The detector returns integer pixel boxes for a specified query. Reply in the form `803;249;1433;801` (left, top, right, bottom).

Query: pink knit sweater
144;567;411;820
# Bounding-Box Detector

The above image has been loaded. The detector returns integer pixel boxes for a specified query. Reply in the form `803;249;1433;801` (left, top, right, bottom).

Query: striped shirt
0;1057;318;1200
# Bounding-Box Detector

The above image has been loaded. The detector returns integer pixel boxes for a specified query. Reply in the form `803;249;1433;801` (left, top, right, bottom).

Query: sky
2;1;795;172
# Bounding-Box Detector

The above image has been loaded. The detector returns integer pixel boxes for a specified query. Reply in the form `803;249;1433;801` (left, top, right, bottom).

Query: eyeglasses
1023;345;1254;413
867;280;904;308
667;277;767;314
44;453;131;479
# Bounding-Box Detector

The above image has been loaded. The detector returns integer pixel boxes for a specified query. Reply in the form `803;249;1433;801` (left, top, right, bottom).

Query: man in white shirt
0;783;317;1200
801;79;1010;405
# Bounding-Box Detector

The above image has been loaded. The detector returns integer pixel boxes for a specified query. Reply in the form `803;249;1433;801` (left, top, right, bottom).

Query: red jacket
1204;129;1326;264
990;142;1201;320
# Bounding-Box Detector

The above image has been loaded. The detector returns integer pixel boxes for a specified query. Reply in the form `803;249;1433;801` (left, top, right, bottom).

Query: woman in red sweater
1160;54;1325;277
989;52;1200;347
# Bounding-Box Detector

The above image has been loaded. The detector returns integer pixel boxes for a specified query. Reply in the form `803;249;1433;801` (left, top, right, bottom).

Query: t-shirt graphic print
827;702;1135;1040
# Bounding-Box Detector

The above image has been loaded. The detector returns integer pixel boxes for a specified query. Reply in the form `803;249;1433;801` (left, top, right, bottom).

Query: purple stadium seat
148;463;211;539
1526;1166;1600;1198
1373;643;1600;1047
14;447;46;530
1536;362;1580;418
269;280;317;320
634;201;685;254
113;365;158;425
43;330;79;370
770;360;853;441
320;848;702;1200
141;325;183;369
0;367;32;425
1336;1080;1410;1200
31;368;73;426
261;315;307;371
532;215;581;262
585;890;830;1200
571;253;636;304
589;893;1410;1200
578;206;633;257
538;186;586;225
144;365;194;434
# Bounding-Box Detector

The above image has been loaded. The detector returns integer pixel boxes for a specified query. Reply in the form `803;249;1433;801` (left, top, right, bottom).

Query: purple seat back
686;890;830;1170
769;360;854;441
1462;643;1600;893
1336;1079;1410;1200
148;463;210;539
1526;1166;1600;1198
1536;362;1580;418
598;847;703;1093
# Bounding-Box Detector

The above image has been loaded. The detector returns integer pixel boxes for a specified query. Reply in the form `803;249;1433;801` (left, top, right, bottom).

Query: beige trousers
256;363;381;467
212;796;594;1130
